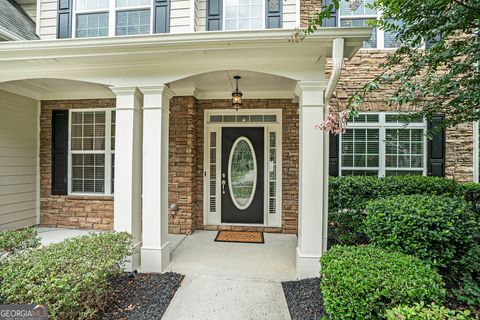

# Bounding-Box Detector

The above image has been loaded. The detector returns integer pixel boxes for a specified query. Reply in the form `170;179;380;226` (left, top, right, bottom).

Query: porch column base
296;247;321;279
140;241;171;272
124;240;142;272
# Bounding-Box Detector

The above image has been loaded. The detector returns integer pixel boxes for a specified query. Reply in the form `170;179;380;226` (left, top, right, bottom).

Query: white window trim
68;108;115;196
203;109;282;228
72;0;154;38
474;121;479;182
339;112;428;177
222;0;266;31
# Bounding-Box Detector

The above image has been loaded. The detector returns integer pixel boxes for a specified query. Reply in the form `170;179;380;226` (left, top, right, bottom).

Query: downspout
322;38;344;253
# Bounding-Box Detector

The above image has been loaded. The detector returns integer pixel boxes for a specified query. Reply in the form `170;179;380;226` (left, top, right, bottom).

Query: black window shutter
329;133;339;176
51;110;69;195
321;0;337;27
154;0;170;33
57;0;73;38
427;114;446;177
207;0;222;30
265;0;282;28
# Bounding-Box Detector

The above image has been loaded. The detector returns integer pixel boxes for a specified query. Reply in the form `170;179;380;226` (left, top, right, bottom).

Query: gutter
322;37;344;253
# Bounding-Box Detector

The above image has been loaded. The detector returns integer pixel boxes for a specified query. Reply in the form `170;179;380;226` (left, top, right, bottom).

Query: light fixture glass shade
232;90;242;107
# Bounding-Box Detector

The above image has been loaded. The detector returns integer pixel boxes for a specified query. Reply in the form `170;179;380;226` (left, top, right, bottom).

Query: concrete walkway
163;230;296;320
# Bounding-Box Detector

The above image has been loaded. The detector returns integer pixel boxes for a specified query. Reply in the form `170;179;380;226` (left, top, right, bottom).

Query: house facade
0;0;475;278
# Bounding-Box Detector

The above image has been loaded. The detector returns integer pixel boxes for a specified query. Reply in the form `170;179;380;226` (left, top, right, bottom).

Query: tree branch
451;0;480;12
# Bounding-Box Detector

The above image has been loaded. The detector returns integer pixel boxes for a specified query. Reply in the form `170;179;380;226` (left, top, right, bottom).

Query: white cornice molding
0;28;372;60
139;85;175;99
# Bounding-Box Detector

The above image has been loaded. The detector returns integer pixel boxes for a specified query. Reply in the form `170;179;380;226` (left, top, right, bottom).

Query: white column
111;87;143;271
139;85;174;272
295;80;329;279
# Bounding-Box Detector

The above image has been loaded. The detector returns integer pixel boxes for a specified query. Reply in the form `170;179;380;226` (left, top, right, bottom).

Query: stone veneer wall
299;0;475;181
326;50;475;182
40;99;115;230
168;97;199;234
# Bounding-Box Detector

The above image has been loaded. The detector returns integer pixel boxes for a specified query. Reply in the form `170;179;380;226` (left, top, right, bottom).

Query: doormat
214;231;264;244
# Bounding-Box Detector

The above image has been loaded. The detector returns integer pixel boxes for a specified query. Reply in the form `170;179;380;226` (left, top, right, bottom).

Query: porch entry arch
203;109;282;228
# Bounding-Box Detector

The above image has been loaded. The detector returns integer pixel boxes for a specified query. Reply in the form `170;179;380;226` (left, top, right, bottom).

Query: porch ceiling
0;28;372;87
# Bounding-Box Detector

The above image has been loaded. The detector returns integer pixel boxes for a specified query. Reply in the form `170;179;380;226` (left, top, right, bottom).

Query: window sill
65;194;114;201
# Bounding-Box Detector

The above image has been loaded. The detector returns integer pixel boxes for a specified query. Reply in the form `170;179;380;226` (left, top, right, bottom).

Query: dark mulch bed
282;277;326;320
101;272;184;320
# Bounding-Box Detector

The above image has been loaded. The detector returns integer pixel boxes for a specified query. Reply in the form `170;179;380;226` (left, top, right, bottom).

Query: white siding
283;0;297;28
38;0;57;39
170;0;194;33
16;0;37;21
195;0;206;31
0;90;38;231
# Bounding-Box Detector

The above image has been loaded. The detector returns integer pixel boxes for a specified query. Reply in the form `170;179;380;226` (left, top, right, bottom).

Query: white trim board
203;109;282;228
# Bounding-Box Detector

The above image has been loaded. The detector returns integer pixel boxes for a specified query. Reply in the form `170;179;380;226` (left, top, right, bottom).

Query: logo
0;304;49;320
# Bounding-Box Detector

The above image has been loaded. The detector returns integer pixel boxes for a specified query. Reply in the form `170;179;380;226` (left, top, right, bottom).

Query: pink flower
315;108;349;135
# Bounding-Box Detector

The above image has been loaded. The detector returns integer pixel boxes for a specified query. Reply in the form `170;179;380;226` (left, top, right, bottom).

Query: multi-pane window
224;0;263;30
338;0;402;49
74;0;152;38
339;113;427;177
75;0;109;38
69;110;115;195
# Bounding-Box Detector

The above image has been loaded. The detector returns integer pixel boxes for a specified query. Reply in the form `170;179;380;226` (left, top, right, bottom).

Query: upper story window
74;0;152;38
224;0;264;30
339;0;402;49
339;113;427;177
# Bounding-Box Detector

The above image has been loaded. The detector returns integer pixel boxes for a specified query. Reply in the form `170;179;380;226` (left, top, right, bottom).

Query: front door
221;127;264;224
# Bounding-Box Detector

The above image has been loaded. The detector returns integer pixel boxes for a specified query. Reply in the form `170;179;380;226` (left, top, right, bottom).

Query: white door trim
203;109;283;228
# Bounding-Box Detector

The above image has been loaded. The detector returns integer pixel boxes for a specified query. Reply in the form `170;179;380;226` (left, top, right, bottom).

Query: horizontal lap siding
39;0;58;39
0;90;38;231
195;0;206;31
283;0;297;28
170;0;193;33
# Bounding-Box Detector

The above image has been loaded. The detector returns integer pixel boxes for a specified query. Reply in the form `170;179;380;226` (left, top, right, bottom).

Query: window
224;0;264;30
69;109;115;195
74;0;152;38
339;113;427;177
338;0;402;49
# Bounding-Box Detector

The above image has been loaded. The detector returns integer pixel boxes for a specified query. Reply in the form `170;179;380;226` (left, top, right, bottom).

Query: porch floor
165;230;297;282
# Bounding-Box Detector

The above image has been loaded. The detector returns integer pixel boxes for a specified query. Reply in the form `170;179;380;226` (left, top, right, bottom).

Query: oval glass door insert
228;137;257;210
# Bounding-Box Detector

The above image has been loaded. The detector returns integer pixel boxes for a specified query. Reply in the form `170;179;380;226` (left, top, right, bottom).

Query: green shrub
0;227;40;257
364;195;480;280
385;303;472;320
460;182;480;215
328;176;461;245
0;232;131;320
320;245;445;320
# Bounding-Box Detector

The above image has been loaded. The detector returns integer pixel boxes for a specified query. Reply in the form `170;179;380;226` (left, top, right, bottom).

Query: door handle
221;179;226;194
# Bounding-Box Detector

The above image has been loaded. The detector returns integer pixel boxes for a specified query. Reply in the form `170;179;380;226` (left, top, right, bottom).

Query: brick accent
40;100;115;230
445;123;474;182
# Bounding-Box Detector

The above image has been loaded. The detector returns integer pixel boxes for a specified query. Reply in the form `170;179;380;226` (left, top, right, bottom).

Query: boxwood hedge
364;195;480;280
385;303;472;320
328;176;463;245
0;232;131;320
320;245;445;320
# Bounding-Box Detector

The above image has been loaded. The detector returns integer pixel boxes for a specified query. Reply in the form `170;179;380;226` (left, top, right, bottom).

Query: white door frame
203;109;283;228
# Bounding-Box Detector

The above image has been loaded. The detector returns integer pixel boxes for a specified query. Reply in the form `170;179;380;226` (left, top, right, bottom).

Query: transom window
69;109;115;195
74;0;152;38
339;0;402;49
339;112;427;177
224;0;264;30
